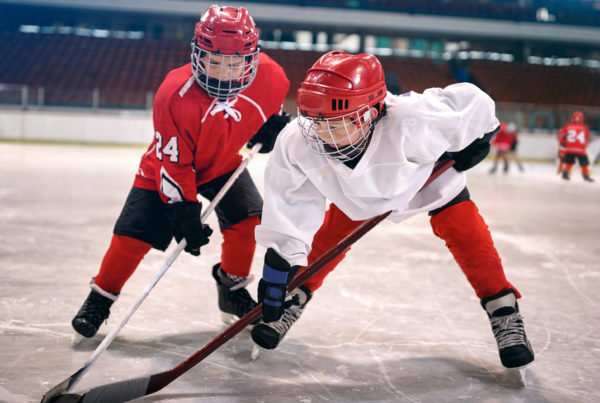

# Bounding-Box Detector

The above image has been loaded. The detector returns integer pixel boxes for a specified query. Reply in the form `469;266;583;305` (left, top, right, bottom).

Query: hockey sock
582;165;591;175
220;215;260;277
94;234;152;294
302;204;365;292
564;163;574;173
430;200;520;299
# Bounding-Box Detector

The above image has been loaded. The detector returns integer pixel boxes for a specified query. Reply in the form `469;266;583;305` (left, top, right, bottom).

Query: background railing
0;84;153;110
2;83;599;134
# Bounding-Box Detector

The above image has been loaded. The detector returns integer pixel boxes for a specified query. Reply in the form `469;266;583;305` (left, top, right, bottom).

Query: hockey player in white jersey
251;50;534;369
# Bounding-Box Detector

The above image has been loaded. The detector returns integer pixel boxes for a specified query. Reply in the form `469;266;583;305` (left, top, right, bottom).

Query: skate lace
79;293;112;324
268;300;304;335
220;270;254;291
490;312;526;350
230;288;258;314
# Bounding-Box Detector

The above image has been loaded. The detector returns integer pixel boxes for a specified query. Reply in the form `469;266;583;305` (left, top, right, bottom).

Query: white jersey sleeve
398;83;499;164
255;125;327;267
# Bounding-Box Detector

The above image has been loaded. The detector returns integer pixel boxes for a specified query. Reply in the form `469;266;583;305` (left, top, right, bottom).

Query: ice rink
1;142;599;403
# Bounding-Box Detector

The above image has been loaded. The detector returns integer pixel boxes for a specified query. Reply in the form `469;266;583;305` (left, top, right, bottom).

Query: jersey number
566;130;585;144
155;131;180;163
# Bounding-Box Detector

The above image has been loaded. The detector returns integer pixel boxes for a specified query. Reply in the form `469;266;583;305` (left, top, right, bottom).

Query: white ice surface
0;143;599;402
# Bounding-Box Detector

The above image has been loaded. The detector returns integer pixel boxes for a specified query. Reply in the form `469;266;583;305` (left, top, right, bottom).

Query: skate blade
220;312;255;332
220;312;237;326
505;367;529;388
249;343;263;361
71;332;85;346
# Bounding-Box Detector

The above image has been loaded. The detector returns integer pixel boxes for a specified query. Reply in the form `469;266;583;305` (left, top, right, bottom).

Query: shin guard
430;201;520;299
94;235;152;294
220;216;260;277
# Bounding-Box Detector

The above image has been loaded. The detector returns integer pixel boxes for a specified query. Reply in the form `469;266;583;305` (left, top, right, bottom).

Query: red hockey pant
94;216;260;293
300;201;519;300
429;201;519;299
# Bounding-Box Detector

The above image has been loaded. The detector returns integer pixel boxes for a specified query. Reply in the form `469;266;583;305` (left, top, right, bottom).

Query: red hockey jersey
134;53;290;203
491;122;516;147
558;123;590;155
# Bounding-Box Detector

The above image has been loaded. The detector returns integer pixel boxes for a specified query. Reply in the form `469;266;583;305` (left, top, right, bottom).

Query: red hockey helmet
297;50;387;119
297;51;387;161
191;6;260;100
571;111;584;124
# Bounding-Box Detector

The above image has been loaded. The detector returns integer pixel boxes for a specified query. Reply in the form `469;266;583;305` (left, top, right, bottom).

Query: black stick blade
44;394;83;403
78;376;151;403
40;369;84;403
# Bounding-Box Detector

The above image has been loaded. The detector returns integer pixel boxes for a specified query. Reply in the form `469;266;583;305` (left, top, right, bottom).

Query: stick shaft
146;158;455;394
73;158;455;402
41;144;263;403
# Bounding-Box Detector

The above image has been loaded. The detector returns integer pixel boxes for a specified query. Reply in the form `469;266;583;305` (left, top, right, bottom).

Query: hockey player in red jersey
558;111;594;182
251;51;533;369
71;5;290;338
489;122;523;174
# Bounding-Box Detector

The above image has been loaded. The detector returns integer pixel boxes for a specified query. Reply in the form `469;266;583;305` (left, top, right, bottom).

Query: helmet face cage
191;40;259;101
298;105;373;162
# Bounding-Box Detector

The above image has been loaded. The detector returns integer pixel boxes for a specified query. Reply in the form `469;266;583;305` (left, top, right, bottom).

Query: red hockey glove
247;112;291;153
165;201;213;256
258;248;300;322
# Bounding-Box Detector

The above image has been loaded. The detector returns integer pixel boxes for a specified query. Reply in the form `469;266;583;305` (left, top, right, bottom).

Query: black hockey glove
165;201;213;256
449;125;500;171
247;112;291;153
258;248;300;322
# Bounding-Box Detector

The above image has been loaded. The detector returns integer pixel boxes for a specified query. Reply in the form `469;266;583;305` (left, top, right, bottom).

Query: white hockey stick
41;143;263;402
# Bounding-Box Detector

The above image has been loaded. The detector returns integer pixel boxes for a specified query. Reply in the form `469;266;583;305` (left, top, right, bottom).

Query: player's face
200;53;246;81
314;117;361;147
313;106;377;147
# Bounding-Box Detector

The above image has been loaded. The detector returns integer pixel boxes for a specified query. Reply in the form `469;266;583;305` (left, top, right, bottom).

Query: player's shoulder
155;63;211;113
257;52;287;79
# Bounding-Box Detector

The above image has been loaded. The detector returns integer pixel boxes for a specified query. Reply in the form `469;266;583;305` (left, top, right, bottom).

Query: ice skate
251;286;311;350
212;263;257;325
561;170;570;181
583;174;594;182
71;281;118;338
482;289;534;369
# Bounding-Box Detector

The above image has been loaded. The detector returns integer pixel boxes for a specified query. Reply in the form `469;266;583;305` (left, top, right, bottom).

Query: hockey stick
40;142;264;403
44;158;455;403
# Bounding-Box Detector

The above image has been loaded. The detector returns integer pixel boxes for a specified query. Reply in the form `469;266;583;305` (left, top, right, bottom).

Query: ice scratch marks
370;348;419;402
0;320;72;338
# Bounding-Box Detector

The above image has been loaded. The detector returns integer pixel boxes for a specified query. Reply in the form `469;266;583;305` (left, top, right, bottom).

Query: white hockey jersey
255;83;499;267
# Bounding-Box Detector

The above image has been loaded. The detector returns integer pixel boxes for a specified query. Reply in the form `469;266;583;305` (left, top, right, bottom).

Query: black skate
251;286;312;350
583;174;594;182
71;281;118;338
212;263;258;325
482;289;534;368
561;170;570;180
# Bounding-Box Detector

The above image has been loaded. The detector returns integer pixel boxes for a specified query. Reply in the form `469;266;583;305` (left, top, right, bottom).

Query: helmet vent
331;99;348;111
222;30;237;34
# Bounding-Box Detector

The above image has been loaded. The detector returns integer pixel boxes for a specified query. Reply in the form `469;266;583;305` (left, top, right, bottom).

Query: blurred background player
71;5;290;338
558;111;594;182
506;122;525;172
251;51;534;369
489;121;523;174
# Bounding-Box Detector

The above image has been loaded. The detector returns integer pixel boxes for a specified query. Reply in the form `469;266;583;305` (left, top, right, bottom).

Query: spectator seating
1;32;599;109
